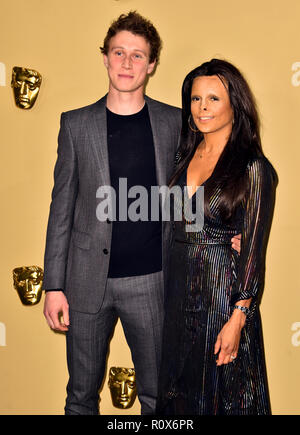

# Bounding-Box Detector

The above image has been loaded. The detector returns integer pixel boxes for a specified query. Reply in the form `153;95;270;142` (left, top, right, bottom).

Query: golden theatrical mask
13;266;43;305
11;67;42;109
108;367;137;409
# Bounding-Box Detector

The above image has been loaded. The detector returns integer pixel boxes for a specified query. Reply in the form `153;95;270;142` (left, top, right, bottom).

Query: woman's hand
214;309;246;366
231;233;241;254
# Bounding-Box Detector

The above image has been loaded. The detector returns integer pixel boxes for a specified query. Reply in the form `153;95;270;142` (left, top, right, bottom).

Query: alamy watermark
96;178;204;232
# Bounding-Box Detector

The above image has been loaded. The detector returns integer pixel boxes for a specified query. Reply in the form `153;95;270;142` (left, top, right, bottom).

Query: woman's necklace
196;141;218;159
196;142;206;159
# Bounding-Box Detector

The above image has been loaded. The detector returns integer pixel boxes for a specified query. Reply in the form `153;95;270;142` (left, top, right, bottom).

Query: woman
157;59;277;415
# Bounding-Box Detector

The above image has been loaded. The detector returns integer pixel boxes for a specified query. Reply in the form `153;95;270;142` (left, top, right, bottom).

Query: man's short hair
100;11;162;64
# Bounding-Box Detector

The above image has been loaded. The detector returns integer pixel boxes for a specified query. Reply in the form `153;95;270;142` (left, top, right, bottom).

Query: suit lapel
146;96;169;188
87;95;111;186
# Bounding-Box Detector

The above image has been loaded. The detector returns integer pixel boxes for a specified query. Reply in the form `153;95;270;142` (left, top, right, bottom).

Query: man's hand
231;233;241;254
43;291;70;332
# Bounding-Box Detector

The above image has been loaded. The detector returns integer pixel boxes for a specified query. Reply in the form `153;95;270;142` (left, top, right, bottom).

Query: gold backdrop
0;0;299;415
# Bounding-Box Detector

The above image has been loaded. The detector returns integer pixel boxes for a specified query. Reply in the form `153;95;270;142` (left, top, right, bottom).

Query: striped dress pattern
157;157;277;415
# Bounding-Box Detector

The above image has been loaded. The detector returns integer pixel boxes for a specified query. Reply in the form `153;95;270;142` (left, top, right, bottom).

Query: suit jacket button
103;248;109;255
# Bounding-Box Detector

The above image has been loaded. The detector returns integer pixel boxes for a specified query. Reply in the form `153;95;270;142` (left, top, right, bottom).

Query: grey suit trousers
64;270;164;415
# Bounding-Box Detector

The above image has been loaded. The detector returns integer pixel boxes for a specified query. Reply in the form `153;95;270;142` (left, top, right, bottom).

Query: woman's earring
188;114;199;133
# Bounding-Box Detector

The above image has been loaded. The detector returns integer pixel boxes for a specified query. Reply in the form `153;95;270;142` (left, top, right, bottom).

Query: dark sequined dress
157;157;277;415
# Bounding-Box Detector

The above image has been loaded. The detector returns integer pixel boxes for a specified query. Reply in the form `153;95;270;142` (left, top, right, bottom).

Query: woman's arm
214;297;251;365
214;157;277;365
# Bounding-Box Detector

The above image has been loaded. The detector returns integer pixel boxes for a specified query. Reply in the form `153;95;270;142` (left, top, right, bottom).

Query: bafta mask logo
108;367;137;409
13;266;43;305
0;62;5;86
11;67;42;109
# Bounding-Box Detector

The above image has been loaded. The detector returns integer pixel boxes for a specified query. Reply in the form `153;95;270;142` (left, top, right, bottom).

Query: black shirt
106;104;162;277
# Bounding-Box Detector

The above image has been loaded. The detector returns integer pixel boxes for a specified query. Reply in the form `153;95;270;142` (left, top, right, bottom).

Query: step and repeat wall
0;0;299;415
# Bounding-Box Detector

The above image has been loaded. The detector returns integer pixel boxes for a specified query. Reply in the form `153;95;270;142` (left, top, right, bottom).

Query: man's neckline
106;101;147;117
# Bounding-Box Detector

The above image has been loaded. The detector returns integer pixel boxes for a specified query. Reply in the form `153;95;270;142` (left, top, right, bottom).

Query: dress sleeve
231;157;277;305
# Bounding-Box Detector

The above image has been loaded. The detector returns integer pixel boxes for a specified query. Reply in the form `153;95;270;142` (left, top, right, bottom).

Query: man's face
108;367;137;409
13;266;43;305
11;67;42;109
103;30;156;94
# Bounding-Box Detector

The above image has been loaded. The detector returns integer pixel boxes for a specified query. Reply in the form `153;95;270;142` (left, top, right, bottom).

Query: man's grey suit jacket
43;94;182;313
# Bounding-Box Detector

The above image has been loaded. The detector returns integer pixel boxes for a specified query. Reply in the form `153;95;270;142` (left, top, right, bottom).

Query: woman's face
190;75;234;136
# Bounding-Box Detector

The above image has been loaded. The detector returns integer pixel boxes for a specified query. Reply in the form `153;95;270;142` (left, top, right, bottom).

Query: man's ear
147;60;156;75
103;55;109;69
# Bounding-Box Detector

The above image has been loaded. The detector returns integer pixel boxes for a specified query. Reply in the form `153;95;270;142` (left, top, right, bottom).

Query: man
43;11;240;415
43;12;181;415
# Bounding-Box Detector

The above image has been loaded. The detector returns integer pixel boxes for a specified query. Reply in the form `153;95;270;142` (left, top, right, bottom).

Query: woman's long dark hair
170;58;265;221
